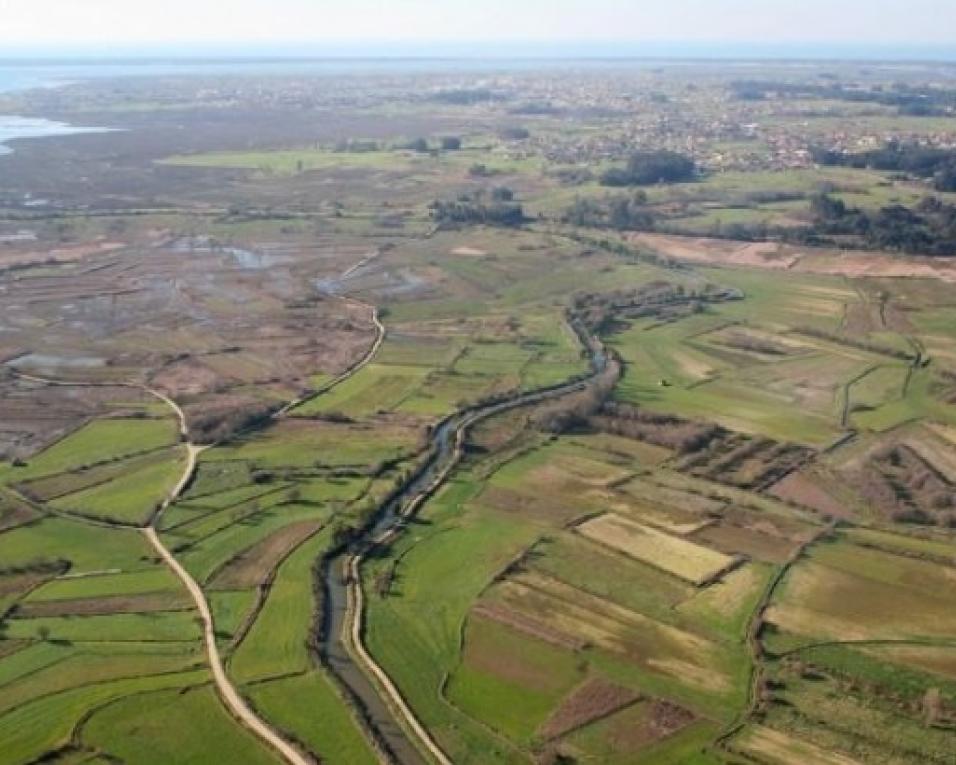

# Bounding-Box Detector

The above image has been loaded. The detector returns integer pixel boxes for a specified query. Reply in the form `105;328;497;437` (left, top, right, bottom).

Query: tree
330;523;357;548
440;136;462;151
407;138;429;153
809;193;847;220
500;126;530;141
601;151;696;187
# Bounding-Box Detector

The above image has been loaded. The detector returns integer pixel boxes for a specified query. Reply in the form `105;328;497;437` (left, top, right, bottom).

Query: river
317;323;609;764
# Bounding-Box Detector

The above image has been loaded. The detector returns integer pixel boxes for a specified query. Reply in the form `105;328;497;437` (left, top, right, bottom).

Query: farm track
10;370;312;765
6;258;394;765
276;298;385;417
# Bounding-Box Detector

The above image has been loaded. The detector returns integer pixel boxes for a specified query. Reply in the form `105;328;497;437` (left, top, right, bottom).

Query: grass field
201;419;417;468
249;671;379;765
446;614;585;742
766;537;956;643
362;476;541;763
0;669;209;764
229;528;334;682
11;417;180;481
577;513;736;585
80;684;281;764
7;126;956;765
48;446;187;525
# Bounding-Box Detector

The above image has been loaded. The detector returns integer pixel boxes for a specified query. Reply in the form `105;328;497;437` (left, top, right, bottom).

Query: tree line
600;150;697;187
811;142;956;192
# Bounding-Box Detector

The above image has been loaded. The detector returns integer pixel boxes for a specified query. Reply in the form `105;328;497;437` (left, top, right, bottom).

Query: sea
0;63;119;155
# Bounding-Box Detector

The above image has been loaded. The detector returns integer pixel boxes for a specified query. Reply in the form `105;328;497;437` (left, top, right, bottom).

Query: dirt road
144;521;310;765
141;394;311;765
10;370;310;765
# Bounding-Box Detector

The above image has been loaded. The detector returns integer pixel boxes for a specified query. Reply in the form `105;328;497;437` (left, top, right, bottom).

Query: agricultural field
3;56;956;765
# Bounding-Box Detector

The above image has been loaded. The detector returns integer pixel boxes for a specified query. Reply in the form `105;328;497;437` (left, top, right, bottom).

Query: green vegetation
6;59;956;765
9;417;179;481
249;672;379;765
81;685;281;764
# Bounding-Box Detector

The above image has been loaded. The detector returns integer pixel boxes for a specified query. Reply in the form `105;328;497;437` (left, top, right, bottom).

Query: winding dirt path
8;255;397;764
10;371;311;765
141;388;313;765
277;300;385;417
144;525;310;765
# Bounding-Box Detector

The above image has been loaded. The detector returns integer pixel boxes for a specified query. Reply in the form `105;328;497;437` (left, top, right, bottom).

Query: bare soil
538;677;640;740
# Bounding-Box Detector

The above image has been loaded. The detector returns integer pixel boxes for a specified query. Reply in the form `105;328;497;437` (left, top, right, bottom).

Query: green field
7;60;956;765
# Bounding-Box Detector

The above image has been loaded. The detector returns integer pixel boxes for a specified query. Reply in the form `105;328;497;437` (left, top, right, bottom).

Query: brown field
565;697;699;757
768;469;852;518
676;563;770;629
0;570;55;613
838;437;956;525
902;428;956;484
767;546;956;642
576;513;736;585
475;485;584;527
471;601;587;651
690;521;798;564
0;228;382;458
564;433;674;467
538;677;640;740
732;724;863;765
844;526;956;563
456;613;581;697
927;422;956;448
598;490;716;535
0;496;40;533
632;232;956;283
11;591;192;618
527;452;634;490
632;234;800;270
860;644;956;680
0;381;156;461
209;519;324;589
678;432;814;491
618;477;728;516
491;572;732;693
0;241;126;269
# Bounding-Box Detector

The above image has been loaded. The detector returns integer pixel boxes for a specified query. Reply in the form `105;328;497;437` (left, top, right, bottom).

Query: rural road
8;258;394;765
277;298;385;417
8;312;605;765
10;370;311;765
141;392;312;765
144;521;311;765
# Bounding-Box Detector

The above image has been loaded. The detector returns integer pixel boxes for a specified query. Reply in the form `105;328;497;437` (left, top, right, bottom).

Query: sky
0;0;954;52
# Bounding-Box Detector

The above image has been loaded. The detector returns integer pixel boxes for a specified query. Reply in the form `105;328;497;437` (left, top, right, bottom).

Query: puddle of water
169;237;284;270
0;230;37;243
8;352;106;369
0;115;115;156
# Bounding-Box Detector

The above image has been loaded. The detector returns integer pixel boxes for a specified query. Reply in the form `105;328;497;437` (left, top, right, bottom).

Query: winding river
316;324;610;764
